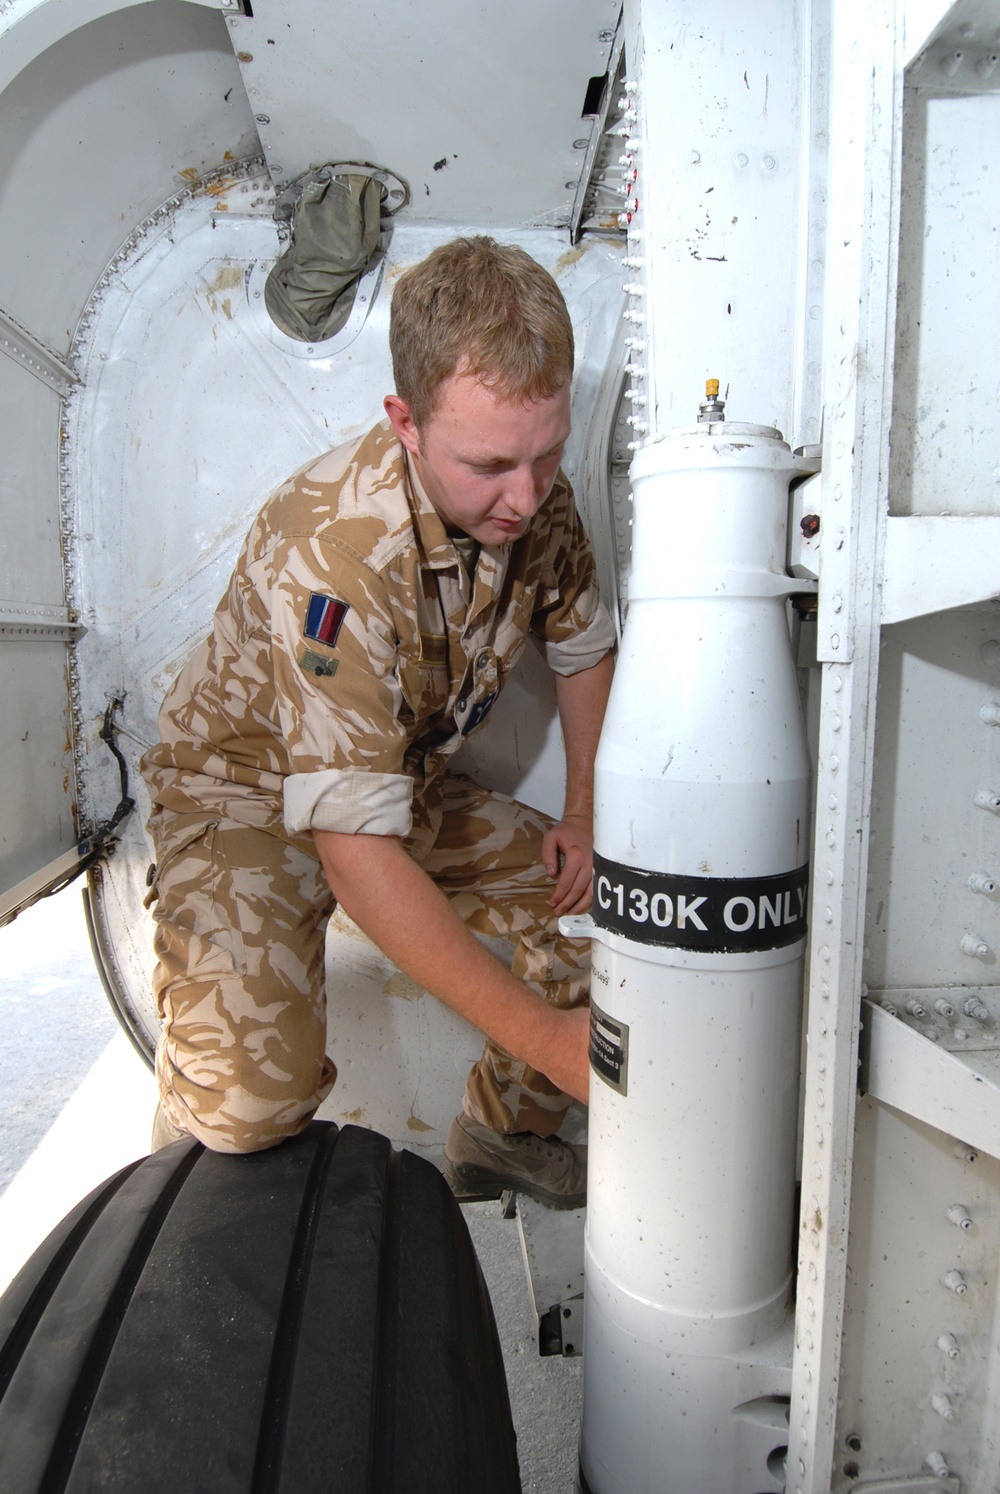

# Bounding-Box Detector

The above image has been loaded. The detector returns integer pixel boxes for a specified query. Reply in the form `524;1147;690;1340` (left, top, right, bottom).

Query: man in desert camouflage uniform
141;235;615;1206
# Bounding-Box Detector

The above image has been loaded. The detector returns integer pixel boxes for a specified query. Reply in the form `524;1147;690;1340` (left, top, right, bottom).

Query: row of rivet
61;159;272;828
923;1183;978;1478
793;661;851;1489
964;697;1000;961
923;1141;984;1479
614;79;648;464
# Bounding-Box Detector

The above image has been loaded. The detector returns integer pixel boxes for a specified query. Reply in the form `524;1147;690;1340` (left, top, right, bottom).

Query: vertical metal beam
623;0;811;439
787;2;903;1488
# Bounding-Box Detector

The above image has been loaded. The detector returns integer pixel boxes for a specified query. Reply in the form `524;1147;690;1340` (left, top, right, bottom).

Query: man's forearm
539;649;614;913
555;649;614;819
313;827;589;1102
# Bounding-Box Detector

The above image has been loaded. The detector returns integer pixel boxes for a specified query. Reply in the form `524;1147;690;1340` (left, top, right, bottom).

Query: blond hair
389;237;574;430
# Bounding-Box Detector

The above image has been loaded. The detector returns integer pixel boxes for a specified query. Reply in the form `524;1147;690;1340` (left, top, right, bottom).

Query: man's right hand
534;1004;591;1107
315;828;592;1108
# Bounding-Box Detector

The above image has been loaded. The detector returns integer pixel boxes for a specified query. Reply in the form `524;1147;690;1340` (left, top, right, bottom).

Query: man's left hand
542;813;594;914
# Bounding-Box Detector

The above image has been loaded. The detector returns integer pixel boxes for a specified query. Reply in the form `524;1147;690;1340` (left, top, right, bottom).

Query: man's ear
383;394;421;455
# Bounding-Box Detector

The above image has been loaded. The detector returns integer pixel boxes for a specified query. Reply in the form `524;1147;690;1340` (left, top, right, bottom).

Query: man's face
385;367;571;546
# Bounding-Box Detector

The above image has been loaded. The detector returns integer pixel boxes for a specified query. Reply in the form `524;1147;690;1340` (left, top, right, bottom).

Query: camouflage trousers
149;774;591;1153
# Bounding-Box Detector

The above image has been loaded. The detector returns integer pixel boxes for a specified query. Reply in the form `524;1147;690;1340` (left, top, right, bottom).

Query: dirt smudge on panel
555;245;588;274
384;972;424;1001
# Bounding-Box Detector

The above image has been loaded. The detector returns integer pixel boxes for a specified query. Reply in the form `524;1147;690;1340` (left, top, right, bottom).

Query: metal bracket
0;600;85;642
515;1193;586;1358
569;12;626;244
0;306;78;398
848;1478;960;1493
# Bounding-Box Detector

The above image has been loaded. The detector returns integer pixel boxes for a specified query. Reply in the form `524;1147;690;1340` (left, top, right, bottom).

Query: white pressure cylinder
579;423;812;1494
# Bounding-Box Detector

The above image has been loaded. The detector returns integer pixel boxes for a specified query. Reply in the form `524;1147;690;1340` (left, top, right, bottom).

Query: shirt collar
404;450;460;570
402;447;516;578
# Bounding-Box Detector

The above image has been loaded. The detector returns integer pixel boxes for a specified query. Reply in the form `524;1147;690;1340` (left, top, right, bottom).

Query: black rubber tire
0;1122;521;1493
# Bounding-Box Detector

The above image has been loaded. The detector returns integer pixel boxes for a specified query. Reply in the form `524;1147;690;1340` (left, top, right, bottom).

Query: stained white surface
222;0;620;224
892;89;1000;519
622;0;822;445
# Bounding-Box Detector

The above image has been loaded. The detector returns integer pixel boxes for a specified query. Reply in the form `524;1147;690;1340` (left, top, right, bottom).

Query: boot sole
442;1157;585;1211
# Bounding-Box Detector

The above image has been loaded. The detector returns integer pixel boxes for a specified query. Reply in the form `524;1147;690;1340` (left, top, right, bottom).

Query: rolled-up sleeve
284;767;413;836
253;537;410;838
544;599;617;675
531;483;616;676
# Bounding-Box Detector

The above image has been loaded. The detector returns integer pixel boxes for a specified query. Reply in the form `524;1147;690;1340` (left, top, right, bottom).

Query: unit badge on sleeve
304;592;350;648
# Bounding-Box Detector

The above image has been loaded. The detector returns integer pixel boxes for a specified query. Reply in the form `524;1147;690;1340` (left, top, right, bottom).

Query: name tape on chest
592;851;809;954
419;631;448;666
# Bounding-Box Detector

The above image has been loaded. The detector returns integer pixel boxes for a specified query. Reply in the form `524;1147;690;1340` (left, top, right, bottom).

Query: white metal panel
866;609;1000;992
837;1095;1000;1490
891;87;1000;519
0;0;260;350
221;0;621;225
0;354;77;900
622;0;821;443
0;641;77;899
0;0;261;905
0;360;63;605
882;517;1000;623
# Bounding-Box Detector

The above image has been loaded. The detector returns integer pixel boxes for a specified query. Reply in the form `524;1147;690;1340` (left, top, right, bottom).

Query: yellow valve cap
705;378;720;398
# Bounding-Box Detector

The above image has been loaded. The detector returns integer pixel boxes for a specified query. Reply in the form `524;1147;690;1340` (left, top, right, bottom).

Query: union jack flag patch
304;592;349;648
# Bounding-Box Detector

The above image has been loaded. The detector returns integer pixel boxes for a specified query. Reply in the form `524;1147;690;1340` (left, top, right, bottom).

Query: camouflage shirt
141;419;615;854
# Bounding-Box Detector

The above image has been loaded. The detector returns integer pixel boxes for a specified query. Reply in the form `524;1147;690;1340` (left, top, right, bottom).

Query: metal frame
0;307;77;397
789;2;904;1486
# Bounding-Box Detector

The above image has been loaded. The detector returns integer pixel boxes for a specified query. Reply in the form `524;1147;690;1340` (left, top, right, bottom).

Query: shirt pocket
396;644;451;721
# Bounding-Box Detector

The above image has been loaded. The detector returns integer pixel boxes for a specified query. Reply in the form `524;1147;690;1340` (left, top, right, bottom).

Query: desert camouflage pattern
142;418;615;856
149;776;589;1152
149;808;335;1152
142;419;612;1151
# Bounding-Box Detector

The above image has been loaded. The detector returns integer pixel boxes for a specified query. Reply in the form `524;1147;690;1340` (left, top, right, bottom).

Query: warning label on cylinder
592;852;809;954
590;1000;629;1096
